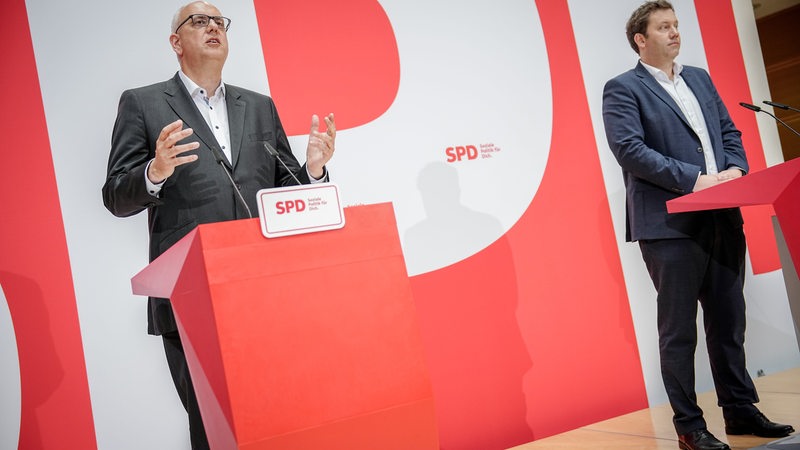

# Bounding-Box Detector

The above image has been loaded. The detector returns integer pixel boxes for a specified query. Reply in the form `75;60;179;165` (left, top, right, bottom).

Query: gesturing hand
148;119;200;183
306;113;336;179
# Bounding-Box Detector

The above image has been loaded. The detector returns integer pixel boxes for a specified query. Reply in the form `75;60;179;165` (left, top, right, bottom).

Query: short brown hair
625;0;674;54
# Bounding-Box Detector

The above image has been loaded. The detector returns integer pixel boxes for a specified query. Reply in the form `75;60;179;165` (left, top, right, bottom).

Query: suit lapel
679;68;712;107
163;73;231;170
635;63;693;130
225;85;245;169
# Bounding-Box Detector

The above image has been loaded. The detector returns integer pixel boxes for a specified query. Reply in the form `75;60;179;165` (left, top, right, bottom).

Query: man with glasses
102;2;336;448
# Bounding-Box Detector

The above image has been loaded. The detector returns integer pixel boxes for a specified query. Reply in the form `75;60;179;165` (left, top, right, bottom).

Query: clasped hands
692;168;743;192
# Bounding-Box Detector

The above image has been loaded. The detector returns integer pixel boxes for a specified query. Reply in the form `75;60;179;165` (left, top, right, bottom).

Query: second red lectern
130;203;439;450
667;157;800;276
667;158;800;349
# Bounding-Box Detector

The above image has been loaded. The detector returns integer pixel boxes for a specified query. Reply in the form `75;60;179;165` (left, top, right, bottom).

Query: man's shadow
404;162;534;450
0;272;64;450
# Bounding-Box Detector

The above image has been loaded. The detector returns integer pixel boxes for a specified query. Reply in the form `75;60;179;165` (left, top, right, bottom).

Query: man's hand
306;113;336;179
716;168;743;181
693;174;720;192
147;119;200;183
692;169;743;192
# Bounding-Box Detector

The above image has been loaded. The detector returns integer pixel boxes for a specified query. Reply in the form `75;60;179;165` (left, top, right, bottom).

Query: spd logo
445;145;478;162
275;199;306;214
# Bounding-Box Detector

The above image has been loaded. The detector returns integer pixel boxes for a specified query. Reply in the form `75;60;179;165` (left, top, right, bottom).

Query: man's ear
634;33;646;50
170;34;182;56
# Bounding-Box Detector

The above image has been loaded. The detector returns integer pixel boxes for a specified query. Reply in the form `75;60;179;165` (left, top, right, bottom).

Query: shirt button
697;147;703;153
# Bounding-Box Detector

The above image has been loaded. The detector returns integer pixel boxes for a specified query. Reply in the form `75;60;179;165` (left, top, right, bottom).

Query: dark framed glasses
174;14;231;33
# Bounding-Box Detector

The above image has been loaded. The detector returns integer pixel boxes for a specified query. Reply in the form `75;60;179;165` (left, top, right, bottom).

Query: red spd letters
445;145;478;162
275;199;306;214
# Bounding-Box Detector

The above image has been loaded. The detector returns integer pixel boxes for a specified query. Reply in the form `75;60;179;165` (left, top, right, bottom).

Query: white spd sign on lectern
256;183;345;238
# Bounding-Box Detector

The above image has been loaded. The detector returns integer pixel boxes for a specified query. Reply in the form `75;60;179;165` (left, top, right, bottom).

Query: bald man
103;2;336;447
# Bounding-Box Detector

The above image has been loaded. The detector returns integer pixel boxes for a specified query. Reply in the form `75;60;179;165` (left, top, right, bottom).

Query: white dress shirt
641;61;719;175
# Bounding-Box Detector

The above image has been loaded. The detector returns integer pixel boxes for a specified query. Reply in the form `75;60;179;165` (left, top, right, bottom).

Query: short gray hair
171;1;211;33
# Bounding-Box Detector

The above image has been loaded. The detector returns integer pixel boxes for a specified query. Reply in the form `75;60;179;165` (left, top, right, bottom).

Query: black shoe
725;412;795;438
678;429;730;450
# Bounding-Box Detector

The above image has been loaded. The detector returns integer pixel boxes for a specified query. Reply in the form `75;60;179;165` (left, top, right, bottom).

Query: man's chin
203;49;228;60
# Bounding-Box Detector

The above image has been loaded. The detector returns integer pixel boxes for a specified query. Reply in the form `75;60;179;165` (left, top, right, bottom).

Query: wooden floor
509;367;800;450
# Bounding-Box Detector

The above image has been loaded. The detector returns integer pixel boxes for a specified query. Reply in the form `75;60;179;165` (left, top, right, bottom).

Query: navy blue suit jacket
602;62;748;242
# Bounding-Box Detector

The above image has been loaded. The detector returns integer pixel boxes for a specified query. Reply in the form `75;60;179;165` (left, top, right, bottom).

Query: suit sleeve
102;89;163;217
602;76;702;194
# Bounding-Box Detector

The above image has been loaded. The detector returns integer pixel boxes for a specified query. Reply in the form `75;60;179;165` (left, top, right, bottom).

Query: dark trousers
162;331;210;450
638;213;759;435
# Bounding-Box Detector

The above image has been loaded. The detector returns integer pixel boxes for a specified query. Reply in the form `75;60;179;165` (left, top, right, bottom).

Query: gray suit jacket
103;72;320;334
601;62;748;242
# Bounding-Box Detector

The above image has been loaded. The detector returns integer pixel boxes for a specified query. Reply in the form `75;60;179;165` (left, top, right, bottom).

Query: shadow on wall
405;162;535;450
0;272;64;450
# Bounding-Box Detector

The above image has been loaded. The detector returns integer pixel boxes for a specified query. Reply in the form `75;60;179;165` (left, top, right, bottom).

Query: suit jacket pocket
248;131;274;142
638;188;702;238
156;220;199;257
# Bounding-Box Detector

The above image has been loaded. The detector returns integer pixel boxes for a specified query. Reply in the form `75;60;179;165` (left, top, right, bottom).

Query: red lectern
130;203;439;450
667;157;800;273
667;158;800;348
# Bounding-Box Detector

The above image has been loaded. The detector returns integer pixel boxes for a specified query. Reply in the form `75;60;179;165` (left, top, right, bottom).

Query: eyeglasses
174;14;231;33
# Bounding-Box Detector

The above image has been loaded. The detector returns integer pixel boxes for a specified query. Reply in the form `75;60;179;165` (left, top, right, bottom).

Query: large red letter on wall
2;1;97;448
253;0;400;135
